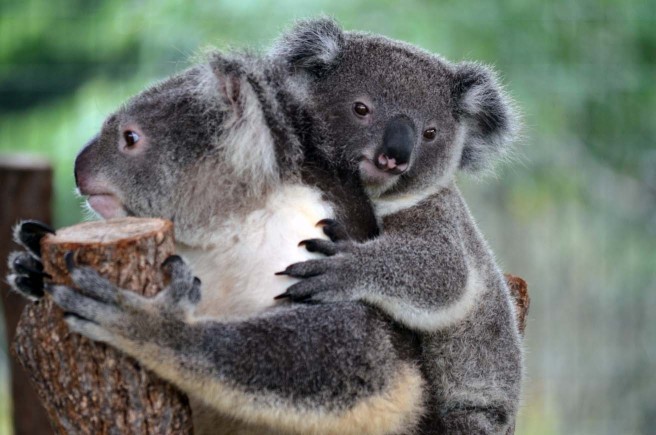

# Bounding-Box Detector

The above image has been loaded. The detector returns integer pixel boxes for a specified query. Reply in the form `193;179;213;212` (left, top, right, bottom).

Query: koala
7;52;424;435
270;18;523;433
7;19;522;434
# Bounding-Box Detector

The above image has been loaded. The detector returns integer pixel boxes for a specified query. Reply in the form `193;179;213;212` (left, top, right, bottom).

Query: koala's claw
12;253;49;278
162;254;184;270
7;251;48;300
16;220;55;257
275;259;329;279
298;238;340;256
316;219;349;242
11;275;45;299
275;277;340;304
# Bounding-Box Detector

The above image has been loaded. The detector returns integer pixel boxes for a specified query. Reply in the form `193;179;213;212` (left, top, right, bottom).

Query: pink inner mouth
87;194;125;219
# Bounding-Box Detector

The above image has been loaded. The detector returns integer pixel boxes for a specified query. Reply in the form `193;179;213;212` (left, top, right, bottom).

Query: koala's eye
123;130;140;148
353;102;370;117
423;128;437;140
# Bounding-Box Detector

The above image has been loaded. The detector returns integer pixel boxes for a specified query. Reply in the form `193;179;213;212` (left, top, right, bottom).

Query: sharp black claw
298;240;309;247
316;219;349;243
193;277;201;286
12;254;46;275
316;219;336;227
274;270;290;276
274;292;290;300
13;261;50;279
18;221;55;257
162;255;183;269
21;220;56;236
16;276;45;299
64;251;76;271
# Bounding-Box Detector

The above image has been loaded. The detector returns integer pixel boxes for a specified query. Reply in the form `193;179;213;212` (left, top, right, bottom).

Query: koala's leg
48;257;425;435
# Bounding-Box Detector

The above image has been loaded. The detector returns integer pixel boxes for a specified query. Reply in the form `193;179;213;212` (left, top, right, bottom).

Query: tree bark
0;155;53;435
504;273;530;435
12;217;193;435
506;274;530;337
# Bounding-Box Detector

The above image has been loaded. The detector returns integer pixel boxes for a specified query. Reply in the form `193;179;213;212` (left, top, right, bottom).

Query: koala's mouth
81;192;127;220
358;157;401;185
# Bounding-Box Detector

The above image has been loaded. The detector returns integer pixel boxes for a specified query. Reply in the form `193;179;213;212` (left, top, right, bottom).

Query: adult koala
273;18;523;434
8;52;423;435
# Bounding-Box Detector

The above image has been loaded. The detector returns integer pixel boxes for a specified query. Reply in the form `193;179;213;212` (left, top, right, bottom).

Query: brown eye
423;128;437;140
353;102;370;117
123;130;140;148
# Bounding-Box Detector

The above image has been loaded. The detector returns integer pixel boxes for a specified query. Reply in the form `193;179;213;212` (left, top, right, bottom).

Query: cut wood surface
0;155;53;435
13;217;193;435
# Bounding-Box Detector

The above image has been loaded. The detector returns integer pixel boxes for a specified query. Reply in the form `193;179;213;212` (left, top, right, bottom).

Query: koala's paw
274;255;356;304
14;220;55;257
159;255;202;315
6;220;55;301
47;253;200;346
7;251;50;300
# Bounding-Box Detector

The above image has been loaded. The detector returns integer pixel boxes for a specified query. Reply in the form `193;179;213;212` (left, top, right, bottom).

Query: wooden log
505;274;530;336
0;154;53;435
12;217;193;435
504;273;530;435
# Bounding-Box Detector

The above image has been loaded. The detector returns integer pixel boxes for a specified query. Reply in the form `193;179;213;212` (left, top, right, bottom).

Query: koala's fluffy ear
270;17;344;77
208;55;247;110
453;62;518;172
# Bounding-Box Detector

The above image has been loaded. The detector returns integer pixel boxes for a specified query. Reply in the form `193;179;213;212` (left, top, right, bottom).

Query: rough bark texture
13;217;193;435
0;155;53;435
505;273;530;435
506;274;530;337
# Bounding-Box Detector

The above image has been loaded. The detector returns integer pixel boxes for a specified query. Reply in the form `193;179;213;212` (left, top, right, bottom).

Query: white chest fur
178;184;334;320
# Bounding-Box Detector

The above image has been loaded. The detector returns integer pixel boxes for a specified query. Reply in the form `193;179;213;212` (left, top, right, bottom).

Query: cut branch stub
505;274;530;336
12;217;193;435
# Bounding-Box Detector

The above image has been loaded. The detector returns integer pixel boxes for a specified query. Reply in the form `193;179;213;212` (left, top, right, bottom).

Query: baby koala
274;18;523;433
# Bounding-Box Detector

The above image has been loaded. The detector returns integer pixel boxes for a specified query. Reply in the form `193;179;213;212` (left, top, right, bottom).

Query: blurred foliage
0;1;654;434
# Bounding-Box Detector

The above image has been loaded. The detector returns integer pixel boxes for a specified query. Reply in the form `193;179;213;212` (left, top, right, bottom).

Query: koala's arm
279;192;478;333
46;257;425;435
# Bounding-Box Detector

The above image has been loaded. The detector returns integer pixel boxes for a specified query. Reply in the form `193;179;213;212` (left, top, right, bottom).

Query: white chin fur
359;160;400;198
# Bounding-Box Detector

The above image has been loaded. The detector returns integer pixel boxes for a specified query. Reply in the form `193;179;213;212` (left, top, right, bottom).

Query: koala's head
273;18;518;198
74;53;289;244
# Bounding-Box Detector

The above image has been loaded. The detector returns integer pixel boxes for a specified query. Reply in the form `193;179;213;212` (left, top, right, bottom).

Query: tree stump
0;154;53;435
12;218;193;435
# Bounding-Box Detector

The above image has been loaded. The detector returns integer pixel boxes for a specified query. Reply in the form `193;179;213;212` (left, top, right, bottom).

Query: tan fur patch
118;338;425;435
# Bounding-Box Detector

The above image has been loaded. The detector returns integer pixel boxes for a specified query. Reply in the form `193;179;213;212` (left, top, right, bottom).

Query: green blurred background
0;0;654;434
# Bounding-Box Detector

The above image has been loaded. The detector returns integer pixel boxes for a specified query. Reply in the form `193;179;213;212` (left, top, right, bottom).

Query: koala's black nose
376;116;415;173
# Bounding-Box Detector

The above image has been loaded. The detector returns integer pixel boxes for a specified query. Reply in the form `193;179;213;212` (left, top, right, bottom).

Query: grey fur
273;18;523;434
7;19;522;434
